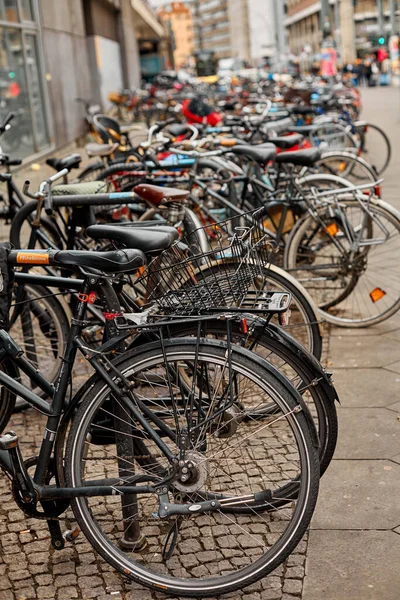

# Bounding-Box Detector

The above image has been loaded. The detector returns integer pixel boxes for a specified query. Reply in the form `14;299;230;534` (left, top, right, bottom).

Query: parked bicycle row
0;76;396;595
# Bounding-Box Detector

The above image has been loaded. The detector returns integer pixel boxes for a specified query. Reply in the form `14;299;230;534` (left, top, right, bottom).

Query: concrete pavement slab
384;361;400;374
335;408;400;459
382;328;400;342
330;322;400;337
330;368;400;407
391;453;400;465
311;459;400;530
386;401;400;412
329;335;400;368
303;530;400;600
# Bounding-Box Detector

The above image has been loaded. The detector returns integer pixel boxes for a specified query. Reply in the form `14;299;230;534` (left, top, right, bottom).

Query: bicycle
0;239;320;596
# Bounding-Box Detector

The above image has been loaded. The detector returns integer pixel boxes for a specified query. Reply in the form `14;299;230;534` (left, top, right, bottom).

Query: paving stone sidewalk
302;86;400;600
0;87;399;600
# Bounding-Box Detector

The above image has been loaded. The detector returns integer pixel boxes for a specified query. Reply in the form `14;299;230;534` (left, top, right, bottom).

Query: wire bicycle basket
137;209;274;315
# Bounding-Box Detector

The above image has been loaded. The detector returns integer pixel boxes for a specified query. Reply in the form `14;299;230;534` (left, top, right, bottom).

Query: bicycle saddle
134;184;190;206
11;249;145;273
275;147;321;167
265;134;304;150
288;125;320;135
86;224;178;255
85;142;119;157
168;124;192;137
229;145;277;164
46;153;82;172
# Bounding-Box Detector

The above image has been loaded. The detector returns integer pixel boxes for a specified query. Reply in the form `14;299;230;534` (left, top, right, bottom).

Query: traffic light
378;36;385;45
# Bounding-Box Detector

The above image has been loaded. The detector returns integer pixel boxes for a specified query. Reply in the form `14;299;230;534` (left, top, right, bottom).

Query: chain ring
12;457;69;520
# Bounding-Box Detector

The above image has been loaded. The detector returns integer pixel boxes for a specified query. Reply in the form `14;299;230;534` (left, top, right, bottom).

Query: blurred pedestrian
363;56;372;87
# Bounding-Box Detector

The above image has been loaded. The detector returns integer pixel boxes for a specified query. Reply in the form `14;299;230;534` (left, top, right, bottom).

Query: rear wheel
357;123;391;175
284;199;400;326
159;320;338;476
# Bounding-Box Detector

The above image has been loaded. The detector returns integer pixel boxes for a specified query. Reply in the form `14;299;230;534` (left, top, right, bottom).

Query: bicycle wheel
95;162;146;191
0;357;19;431
77;161;108;183
9;284;69;389
284;198;400;327
158;320;338;477
308;122;358;152
301;151;377;185
357;123;391;175
182;260;322;359
9;200;63;250
65;339;319;597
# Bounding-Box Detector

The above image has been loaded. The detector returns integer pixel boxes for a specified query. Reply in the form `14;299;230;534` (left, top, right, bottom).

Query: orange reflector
154;583;169;590
338;162;347;172
370;287;386;303
325;223;338;236
137;266;145;277
16;252;49;264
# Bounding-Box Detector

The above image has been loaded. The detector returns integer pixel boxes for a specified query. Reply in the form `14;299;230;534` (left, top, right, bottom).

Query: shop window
0;0;49;158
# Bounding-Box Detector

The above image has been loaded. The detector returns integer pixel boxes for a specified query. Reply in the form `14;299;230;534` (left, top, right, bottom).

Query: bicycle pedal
48;520;64;551
63;527;80;542
0;430;18;450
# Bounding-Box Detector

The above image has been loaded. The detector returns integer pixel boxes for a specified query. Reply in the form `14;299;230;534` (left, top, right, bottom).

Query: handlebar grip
23;180;31;196
44;193;53;216
153;117;176;134
47;167;69;184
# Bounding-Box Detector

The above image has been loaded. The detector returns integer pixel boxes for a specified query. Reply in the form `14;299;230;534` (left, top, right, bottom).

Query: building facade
0;0;165;160
193;0;231;58
191;0;278;62
158;1;194;68
286;0;398;64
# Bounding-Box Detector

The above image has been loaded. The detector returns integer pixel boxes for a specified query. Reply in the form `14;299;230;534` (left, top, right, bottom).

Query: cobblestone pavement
0;410;307;600
0;87;399;600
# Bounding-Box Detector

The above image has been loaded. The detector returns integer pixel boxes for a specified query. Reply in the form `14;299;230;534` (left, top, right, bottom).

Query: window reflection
0;0;18;23
26;33;47;148
0;27;34;157
21;0;33;21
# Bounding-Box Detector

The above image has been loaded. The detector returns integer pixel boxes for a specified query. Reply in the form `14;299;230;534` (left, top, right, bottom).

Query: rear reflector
370;287;386;303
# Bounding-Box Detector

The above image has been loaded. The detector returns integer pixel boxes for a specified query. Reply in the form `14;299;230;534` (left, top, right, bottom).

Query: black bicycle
0;235;320;596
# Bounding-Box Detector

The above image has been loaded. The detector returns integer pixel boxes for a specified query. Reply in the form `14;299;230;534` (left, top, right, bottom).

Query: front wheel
65;339;319;597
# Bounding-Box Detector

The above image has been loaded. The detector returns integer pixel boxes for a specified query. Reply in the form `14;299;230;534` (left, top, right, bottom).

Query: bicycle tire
358;122;391;175
65;338;319;597
9;200;63;250
77;161;107;183
182;260;323;359
284;198;400;327
9;284;69;390
301;151;377;185
0;357;19;431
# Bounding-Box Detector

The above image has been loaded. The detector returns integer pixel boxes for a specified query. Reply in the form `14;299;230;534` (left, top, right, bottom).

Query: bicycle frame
0;268;250;518
0;273;175;498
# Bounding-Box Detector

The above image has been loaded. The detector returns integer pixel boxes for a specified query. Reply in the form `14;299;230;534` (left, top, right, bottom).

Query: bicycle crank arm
0;431;36;502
